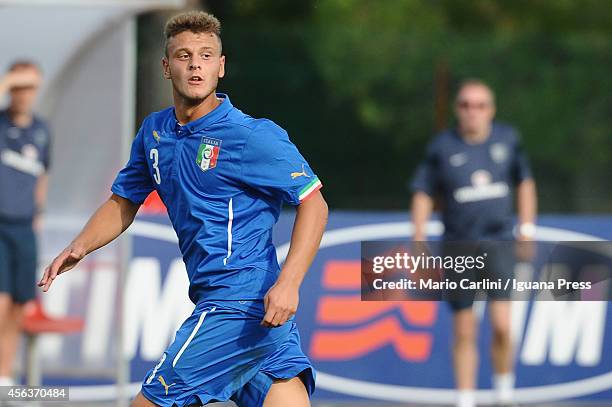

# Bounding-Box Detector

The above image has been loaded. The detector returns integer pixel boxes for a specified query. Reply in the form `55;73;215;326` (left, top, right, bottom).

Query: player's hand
38;245;87;292
261;279;299;328
4;70;41;89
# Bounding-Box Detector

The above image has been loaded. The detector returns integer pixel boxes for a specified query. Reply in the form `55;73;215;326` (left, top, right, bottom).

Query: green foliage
199;0;612;211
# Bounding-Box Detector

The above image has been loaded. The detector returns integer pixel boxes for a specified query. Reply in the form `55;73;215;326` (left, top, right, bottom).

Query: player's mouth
188;75;204;85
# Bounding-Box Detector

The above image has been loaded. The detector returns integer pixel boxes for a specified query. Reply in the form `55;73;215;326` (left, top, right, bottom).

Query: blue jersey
0;110;51;220
112;94;322;303
411;123;532;240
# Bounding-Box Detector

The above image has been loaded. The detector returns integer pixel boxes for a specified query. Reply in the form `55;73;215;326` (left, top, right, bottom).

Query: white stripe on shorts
172;306;216;368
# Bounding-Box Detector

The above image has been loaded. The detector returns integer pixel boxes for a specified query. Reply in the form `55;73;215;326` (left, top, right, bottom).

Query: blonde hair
164;11;222;56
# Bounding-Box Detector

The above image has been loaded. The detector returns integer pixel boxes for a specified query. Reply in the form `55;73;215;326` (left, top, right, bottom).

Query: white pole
117;16;137;407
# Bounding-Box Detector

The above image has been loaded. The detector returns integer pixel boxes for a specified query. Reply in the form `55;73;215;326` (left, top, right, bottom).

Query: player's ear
218;55;225;79
162;57;171;79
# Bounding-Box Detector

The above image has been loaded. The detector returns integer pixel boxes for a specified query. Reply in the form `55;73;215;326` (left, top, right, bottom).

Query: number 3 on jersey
150;148;161;184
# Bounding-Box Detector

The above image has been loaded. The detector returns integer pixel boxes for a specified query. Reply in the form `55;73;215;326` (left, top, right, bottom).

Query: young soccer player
39;11;328;407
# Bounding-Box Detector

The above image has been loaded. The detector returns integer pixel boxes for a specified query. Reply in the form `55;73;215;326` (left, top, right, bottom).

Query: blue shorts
140;299;315;407
443;241;515;311
0;220;37;304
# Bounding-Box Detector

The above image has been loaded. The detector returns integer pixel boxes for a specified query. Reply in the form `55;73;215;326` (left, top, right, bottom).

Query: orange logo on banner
310;261;438;361
142;191;167;214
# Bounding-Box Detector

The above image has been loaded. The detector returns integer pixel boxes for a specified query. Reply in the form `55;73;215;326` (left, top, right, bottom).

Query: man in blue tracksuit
411;79;537;407
0;61;51;386
40;11;328;407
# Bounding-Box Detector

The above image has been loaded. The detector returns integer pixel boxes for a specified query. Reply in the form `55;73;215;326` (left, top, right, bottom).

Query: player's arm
0;69;41;96
34;126;52;231
261;190;328;328
34;130;52;231
38;193;140;291
516;178;537;240
512;133;537;240
411;191;433;241
33;173;48;231
410;139;438;241
34;174;49;215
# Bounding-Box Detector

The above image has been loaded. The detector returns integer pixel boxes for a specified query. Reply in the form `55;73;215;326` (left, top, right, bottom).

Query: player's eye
177;53;189;60
202;53;211;59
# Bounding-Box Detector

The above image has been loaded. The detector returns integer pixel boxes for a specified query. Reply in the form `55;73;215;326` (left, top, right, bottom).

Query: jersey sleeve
410;140;440;197
511;133;533;185
111;126;154;204
240;121;322;206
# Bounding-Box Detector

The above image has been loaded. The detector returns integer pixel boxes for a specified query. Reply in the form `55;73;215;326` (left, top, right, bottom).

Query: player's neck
174;91;221;125
7;108;33;128
459;125;491;144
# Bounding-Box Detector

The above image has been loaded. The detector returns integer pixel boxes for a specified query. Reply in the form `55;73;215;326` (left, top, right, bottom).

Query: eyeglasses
457;100;491;110
11;86;39;91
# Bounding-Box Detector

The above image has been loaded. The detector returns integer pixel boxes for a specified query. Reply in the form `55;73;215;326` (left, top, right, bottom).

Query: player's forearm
34;174;49;214
278;191;328;287
517;179;537;225
411;191;433;240
70;194;140;256
0;75;10;96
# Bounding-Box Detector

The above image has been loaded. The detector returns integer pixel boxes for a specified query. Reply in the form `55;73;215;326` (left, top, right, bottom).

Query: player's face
9;67;41;115
455;85;495;135
162;31;225;104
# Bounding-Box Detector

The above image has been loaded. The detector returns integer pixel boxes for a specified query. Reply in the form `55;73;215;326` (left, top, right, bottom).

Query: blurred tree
137;0;612;211
305;0;612;211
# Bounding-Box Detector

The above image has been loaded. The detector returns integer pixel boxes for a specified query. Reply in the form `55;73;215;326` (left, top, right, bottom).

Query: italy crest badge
196;137;221;171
